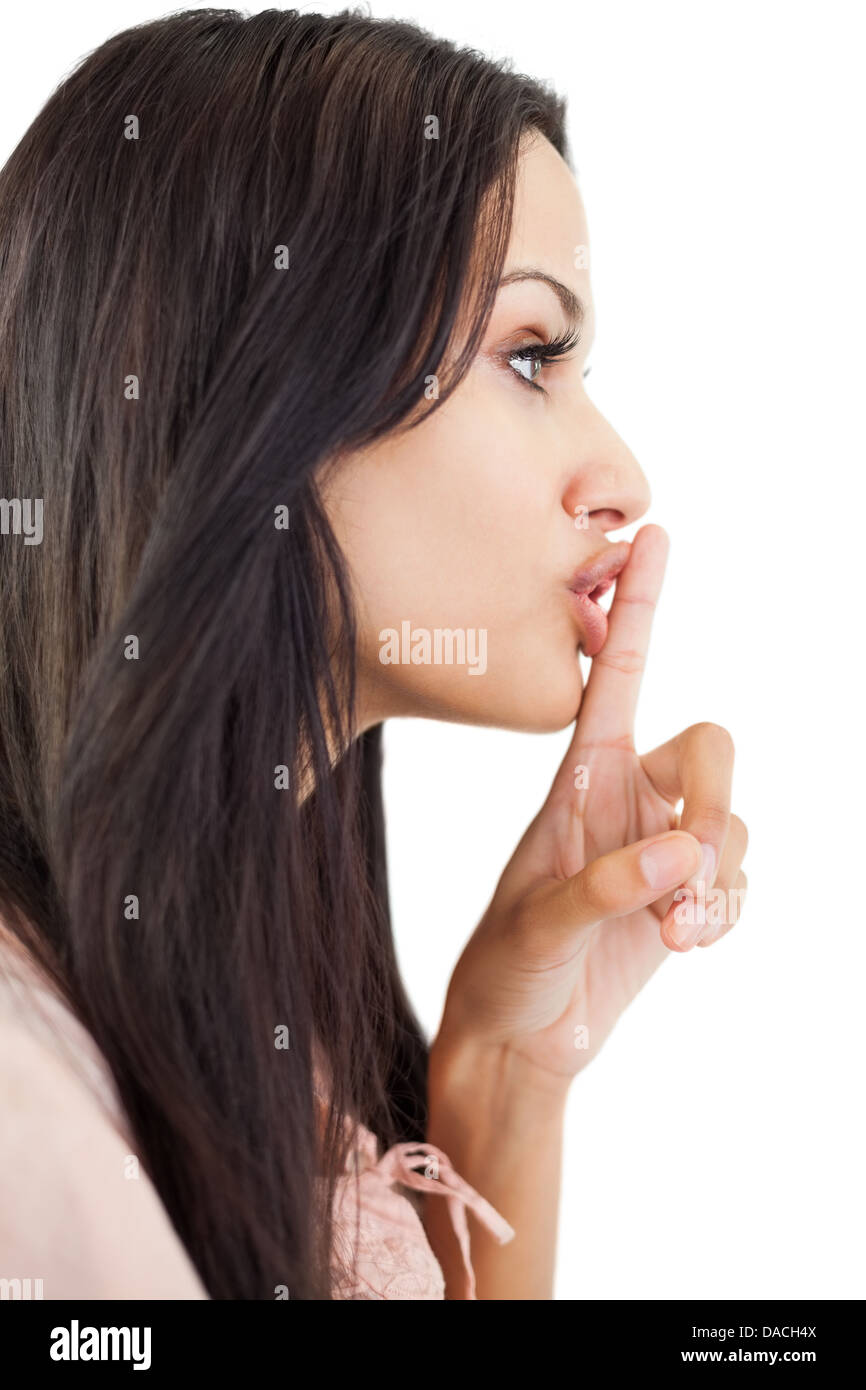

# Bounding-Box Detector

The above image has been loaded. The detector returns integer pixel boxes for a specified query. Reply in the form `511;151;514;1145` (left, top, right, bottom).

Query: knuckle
573;859;609;919
730;813;749;855
620;593;658;620
697;802;731;834
689;721;735;758
592;647;645;677
729;872;747;922
579;732;636;754
702;870;747;944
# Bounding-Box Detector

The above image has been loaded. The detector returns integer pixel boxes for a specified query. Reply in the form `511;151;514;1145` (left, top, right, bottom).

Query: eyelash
505;327;589;394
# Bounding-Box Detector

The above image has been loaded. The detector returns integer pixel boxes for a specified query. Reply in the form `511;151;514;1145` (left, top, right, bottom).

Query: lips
567;540;631;657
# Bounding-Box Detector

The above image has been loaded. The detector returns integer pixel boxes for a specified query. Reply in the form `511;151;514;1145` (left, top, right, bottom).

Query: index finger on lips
576;524;669;749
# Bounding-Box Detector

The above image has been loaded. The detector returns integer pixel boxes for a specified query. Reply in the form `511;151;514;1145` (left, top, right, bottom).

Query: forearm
423;1038;570;1300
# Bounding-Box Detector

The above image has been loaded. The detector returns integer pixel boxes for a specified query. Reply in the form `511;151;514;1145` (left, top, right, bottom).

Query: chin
508;697;584;734
476;666;586;734
370;653;585;732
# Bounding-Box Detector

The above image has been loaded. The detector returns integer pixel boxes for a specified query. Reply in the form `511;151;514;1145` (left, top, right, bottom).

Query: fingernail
685;842;716;895
668;895;708;950
697;921;720;947
640;836;700;890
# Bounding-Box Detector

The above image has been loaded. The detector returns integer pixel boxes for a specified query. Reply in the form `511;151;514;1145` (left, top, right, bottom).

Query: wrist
427;1032;571;1139
425;1032;569;1302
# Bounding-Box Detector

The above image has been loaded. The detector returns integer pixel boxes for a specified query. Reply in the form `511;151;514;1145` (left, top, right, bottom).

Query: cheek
324;384;585;731
344;397;547;631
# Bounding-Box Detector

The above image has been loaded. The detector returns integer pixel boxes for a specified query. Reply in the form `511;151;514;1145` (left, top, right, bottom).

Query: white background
3;1;863;1299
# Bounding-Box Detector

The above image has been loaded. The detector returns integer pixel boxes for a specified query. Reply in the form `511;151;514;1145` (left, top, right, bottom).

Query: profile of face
322;132;651;735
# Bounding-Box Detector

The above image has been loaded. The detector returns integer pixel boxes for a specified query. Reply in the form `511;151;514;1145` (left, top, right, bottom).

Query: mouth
567;541;631;658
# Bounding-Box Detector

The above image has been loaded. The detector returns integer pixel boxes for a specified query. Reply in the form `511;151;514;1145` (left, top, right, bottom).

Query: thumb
531;832;703;945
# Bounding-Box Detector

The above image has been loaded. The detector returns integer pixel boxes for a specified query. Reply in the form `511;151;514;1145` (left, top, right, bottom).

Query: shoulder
0;954;208;1299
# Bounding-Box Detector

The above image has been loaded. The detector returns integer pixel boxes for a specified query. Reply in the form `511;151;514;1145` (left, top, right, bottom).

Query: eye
507;345;547;388
504;326;585;394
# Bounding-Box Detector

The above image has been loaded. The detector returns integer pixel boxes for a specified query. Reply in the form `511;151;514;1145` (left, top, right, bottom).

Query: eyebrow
497;268;585;328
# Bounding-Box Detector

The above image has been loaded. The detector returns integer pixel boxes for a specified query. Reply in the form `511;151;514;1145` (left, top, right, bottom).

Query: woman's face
322;132;651;735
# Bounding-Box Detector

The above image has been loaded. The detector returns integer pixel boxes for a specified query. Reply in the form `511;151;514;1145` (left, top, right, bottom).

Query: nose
561;409;651;533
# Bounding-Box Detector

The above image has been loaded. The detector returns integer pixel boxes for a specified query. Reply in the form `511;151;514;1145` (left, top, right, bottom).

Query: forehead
503;134;593;324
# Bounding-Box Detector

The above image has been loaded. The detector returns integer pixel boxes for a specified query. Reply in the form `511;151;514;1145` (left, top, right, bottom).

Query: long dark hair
0;8;567;1298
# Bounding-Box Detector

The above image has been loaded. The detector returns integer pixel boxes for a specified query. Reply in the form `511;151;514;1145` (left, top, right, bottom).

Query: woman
0;8;747;1300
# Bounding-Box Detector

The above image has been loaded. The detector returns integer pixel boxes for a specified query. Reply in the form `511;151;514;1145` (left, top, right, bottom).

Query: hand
433;524;749;1085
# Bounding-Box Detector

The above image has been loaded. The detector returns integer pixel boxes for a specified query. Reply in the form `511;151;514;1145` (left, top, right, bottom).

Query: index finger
576;524;669;745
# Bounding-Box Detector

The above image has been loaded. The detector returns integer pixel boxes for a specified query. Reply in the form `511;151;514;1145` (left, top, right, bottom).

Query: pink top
0;922;514;1299
324;1098;515;1300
